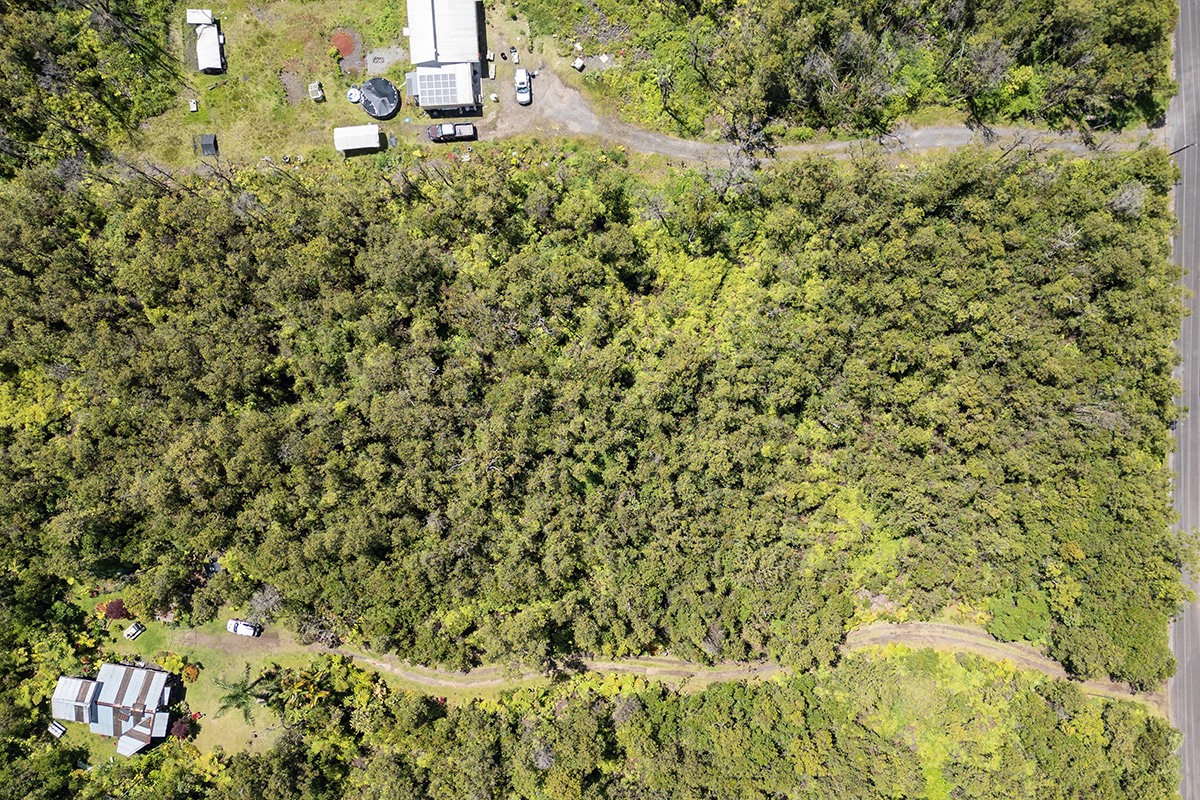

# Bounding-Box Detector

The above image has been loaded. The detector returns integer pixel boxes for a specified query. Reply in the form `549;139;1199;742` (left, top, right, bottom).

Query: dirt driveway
846;622;1167;714
482;63;740;161
162;617;1163;715
475;55;1149;161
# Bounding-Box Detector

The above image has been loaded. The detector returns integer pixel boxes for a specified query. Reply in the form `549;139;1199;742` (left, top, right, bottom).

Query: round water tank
360;78;399;119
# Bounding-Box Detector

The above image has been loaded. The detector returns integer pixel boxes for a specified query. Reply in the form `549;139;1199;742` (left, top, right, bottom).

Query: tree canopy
0;141;1186;690
519;0;1177;138
43;649;1182;800
0;0;177;176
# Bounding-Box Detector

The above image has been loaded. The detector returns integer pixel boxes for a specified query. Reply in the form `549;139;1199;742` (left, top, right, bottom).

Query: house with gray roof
50;663;171;756
404;0;481;110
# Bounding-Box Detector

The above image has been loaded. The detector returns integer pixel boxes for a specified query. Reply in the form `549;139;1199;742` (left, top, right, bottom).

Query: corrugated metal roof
91;664;169;738
186;8;213;24
51;677;97;724
151;711;169;738
116;716;155;756
406;0;478;65
92;704;113;736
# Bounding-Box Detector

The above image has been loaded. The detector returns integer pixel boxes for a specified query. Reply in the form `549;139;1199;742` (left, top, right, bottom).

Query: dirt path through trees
173;621;1161;712
318;624;1159;712
844;623;1167;714
483;59;1157;160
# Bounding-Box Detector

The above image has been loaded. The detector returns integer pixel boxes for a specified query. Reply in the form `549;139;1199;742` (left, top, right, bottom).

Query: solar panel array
418;71;462;107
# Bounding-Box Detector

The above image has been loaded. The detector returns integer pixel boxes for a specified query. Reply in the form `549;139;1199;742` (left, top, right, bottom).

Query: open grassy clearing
130;0;430;167
73;587;322;754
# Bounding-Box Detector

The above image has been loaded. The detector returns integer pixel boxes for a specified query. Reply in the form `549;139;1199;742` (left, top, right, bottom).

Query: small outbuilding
334;124;382;153
199;134;218;156
188;9;224;73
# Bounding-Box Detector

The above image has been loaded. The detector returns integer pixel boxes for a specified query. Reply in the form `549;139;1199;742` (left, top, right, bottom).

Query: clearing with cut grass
67;583;1165;765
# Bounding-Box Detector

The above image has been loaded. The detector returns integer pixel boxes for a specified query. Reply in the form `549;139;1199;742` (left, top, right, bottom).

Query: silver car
514;68;531;105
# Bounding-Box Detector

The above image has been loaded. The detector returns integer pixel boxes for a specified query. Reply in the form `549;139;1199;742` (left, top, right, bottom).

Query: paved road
1172;0;1200;794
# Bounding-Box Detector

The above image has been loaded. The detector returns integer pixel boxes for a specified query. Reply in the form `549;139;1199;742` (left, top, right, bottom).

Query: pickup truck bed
428;122;477;142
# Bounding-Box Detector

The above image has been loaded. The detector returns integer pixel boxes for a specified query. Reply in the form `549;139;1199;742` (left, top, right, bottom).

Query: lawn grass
898;104;969;129
128;0;432;168
71;587;324;754
56;719;121;766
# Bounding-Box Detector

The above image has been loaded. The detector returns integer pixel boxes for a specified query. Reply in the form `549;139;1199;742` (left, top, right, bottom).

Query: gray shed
200;134;218;156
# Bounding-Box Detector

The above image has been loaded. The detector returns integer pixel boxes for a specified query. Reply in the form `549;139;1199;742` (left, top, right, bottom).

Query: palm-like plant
213;662;259;724
281;665;331;709
252;662;285;712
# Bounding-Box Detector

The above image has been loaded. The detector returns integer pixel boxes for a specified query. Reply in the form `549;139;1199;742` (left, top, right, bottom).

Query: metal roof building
404;63;475;109
50;664;171;757
51;677;97;724
196;23;223;72
406;0;479;66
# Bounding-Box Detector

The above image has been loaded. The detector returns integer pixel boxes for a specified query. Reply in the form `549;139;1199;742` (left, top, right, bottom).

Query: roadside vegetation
0;2;1191;796
0;141;1186;694
519;0;1177;141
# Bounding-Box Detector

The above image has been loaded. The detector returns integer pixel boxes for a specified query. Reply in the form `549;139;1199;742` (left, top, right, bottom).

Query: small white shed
196;24;223;72
334;124;382;152
187;9;223;73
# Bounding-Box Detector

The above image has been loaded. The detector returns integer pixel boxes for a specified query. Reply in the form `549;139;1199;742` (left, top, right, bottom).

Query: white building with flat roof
187;9;224;73
406;0;479;65
405;63;475;110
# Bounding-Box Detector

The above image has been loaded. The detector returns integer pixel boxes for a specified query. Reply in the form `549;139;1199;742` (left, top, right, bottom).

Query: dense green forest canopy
0;142;1186;690
522;0;1177;138
0;0;176;176
0;634;1181;800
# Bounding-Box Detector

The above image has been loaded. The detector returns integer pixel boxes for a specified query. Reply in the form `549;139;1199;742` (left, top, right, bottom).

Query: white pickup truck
226;619;262;637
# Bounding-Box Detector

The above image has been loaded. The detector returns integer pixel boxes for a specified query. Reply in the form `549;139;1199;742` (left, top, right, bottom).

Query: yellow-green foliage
0;145;1186;694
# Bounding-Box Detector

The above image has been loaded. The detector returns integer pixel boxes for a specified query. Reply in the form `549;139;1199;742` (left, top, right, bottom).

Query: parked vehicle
122;622;146;640
226;618;262;637
514;68;531;105
428;122;477;142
